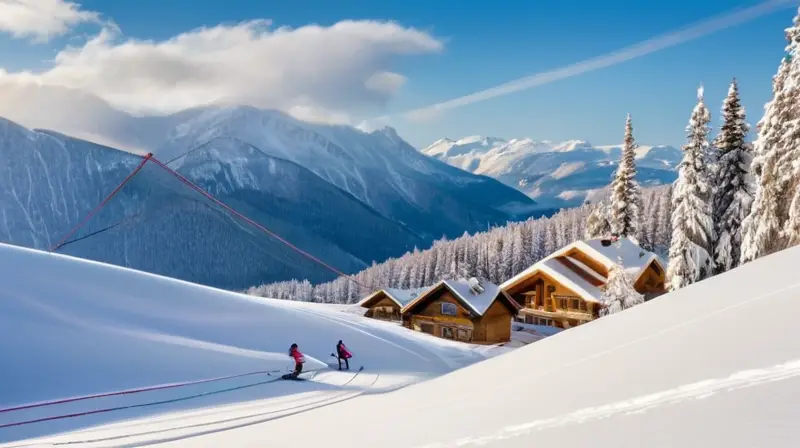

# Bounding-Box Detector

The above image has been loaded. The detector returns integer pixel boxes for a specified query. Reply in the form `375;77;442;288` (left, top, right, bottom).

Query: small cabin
359;288;427;322
400;278;521;344
501;237;666;329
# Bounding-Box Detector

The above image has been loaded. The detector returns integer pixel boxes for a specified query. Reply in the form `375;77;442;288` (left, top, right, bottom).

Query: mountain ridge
421;135;681;208
0;107;547;289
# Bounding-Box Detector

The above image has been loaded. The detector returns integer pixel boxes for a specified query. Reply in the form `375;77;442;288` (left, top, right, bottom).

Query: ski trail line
415;357;800;447
111;371;379;448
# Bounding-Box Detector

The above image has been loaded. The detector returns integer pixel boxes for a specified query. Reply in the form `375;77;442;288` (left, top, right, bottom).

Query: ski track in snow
5;369;376;448
416;357;800;448
414;278;800;447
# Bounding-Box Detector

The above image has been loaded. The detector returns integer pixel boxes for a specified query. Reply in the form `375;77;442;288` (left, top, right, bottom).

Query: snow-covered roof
537;258;604;303
360;287;429;308
501;237;662;302
576;237;663;278
402;278;514;317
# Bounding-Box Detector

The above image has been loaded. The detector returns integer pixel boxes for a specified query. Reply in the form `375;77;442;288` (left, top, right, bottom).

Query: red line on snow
0;369;276;414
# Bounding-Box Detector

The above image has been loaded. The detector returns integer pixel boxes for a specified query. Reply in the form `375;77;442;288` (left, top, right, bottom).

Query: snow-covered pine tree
712;79;753;274
741;12;800;263
585;201;612;239
609;114;642;238
667;86;716;290
543;220;557;255
779;12;800;248
599;256;645;316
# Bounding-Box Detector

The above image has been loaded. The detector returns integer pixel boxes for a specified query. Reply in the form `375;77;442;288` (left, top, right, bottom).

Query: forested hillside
246;185;673;303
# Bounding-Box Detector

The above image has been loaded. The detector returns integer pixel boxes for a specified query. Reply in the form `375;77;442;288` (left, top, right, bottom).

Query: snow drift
0;243;492;444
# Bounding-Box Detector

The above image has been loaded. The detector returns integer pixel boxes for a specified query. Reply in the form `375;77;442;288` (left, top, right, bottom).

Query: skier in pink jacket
288;343;305;378
336;340;352;370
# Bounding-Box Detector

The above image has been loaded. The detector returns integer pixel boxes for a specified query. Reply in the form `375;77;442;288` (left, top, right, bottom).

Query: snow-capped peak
551;139;594;152
421;134;682;208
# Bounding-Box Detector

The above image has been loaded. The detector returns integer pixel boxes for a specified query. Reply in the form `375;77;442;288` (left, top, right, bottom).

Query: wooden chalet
400;278;521;344
359;287;428;322
501;237;666;329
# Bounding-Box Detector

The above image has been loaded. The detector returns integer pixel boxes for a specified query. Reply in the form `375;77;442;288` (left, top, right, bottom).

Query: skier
335;340;352;370
287;343;305;378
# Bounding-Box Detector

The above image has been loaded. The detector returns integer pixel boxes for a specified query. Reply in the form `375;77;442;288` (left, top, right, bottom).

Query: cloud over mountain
0;5;443;126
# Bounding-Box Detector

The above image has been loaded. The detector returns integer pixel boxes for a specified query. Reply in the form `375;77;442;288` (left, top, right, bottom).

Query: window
420;323;434;335
531;317;553;327
457;328;472;341
558;297;568;309
571;299;580;310
441;302;457;316
441;327;455;339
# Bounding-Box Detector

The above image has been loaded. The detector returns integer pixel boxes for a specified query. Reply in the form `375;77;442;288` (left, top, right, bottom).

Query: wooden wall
365;295;402;320
473;300;512;343
406;289;513;344
634;261;667;295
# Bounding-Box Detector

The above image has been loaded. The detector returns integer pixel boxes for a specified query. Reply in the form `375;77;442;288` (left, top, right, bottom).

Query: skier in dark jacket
335;340;352;370
288;343;305;378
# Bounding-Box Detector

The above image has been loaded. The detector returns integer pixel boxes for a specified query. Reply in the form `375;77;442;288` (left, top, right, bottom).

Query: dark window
442;327;455;339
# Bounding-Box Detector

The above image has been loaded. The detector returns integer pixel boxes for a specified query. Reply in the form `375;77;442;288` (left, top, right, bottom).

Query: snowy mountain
154;106;541;239
422;136;681;208
1;85;543;239
0;111;542;289
4;226;800;446
0;118;424;289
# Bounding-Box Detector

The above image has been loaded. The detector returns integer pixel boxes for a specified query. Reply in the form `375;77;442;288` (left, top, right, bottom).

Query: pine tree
667;86;715;290
655;185;673;254
600;257;645;316
779;13;800;247
609;114;642;238
585;201;612;239
712;79;753;274
741;12;800;263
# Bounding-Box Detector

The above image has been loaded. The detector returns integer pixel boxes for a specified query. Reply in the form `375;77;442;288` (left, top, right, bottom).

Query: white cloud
365;71;407;95
0;0;101;42
396;0;796;122
0;18;443;124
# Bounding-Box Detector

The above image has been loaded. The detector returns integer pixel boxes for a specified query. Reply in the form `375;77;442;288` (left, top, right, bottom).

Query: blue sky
0;0;796;149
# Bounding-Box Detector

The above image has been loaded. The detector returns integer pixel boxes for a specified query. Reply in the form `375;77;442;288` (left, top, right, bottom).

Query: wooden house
400;278;521;344
501;237;666;329
359;288;428;322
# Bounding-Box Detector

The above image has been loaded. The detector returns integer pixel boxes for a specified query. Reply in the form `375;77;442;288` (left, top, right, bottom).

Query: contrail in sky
393;0;797;122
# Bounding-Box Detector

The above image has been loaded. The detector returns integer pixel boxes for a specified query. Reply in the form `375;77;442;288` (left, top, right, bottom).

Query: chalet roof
500;237;663;303
577;237;664;278
537;257;603;303
359;287;428;308
401;278;518;316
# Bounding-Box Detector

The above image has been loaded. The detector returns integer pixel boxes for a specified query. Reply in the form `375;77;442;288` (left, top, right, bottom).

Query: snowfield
3;241;800;447
0;243;500;445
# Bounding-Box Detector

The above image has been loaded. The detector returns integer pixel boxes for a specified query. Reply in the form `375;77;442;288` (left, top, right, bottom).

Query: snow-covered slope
0;118;423;289
0;243;500;444
12;241;799;446
423;136;680;208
